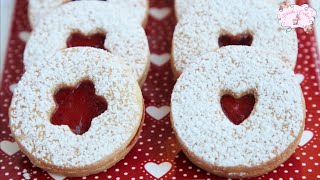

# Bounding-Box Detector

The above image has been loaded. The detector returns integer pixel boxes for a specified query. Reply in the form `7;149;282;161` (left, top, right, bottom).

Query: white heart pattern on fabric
18;31;31;43
146;106;170;120
48;172;66;180
149;7;171;20
299;130;313;146
144;162;172;179
9;83;17;93
0;140;20;156
295;74;305;84
150;53;170;66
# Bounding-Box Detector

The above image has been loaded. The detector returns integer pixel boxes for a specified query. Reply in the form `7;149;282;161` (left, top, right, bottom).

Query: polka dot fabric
0;0;319;179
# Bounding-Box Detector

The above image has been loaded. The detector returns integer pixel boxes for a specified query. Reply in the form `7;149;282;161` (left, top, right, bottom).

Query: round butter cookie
172;0;297;78
24;1;150;85
174;0;295;20
171;46;305;178
10;47;144;177
28;0;149;28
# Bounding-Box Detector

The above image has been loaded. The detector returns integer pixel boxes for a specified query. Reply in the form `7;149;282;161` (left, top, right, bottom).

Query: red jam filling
67;32;107;50
51;80;108;135
218;33;253;47
220;94;255;125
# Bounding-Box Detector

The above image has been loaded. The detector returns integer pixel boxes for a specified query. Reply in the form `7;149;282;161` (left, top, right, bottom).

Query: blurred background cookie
172;0;297;78
24;1;150;85
28;0;149;28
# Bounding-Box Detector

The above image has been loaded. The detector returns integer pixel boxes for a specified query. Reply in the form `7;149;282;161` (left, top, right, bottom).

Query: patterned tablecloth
0;0;319;179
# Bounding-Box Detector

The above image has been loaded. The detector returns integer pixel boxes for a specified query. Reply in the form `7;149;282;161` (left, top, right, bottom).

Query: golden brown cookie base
15;91;145;177
171;90;306;179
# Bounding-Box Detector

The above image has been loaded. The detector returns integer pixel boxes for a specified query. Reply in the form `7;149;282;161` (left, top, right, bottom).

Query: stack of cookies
171;0;305;179
9;0;150;177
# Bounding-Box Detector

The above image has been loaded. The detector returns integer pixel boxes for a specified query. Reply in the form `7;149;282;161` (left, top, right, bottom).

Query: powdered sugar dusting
10;47;143;168
175;0;295;20
28;0;148;28
173;0;297;77
24;1;150;83
171;46;305;167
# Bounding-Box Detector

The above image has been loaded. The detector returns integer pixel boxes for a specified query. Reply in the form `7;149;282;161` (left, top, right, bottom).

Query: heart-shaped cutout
146;106;170;120
47;172;66;180
9;83;17;93
0;140;20;156
150;53;170;66
295;74;305;84
299;130;313;146
218;33;253;47
67;32;107;50
149;7;171;20
18;31;30;42
220;94;255;125
144;162;172;178
51;80;108;135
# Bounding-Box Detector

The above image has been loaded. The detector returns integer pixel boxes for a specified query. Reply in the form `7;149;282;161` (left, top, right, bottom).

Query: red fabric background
0;0;319;179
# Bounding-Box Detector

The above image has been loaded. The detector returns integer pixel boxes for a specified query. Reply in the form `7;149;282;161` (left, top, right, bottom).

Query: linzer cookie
24;1;150;85
9;47;144;177
174;0;295;20
28;0;149;28
172;0;297;79
171;46;305;178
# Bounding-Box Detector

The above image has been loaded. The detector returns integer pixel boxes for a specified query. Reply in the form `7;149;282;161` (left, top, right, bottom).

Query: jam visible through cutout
220;94;255;125
67;32;107;50
51;80;108;135
218;33;253;47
